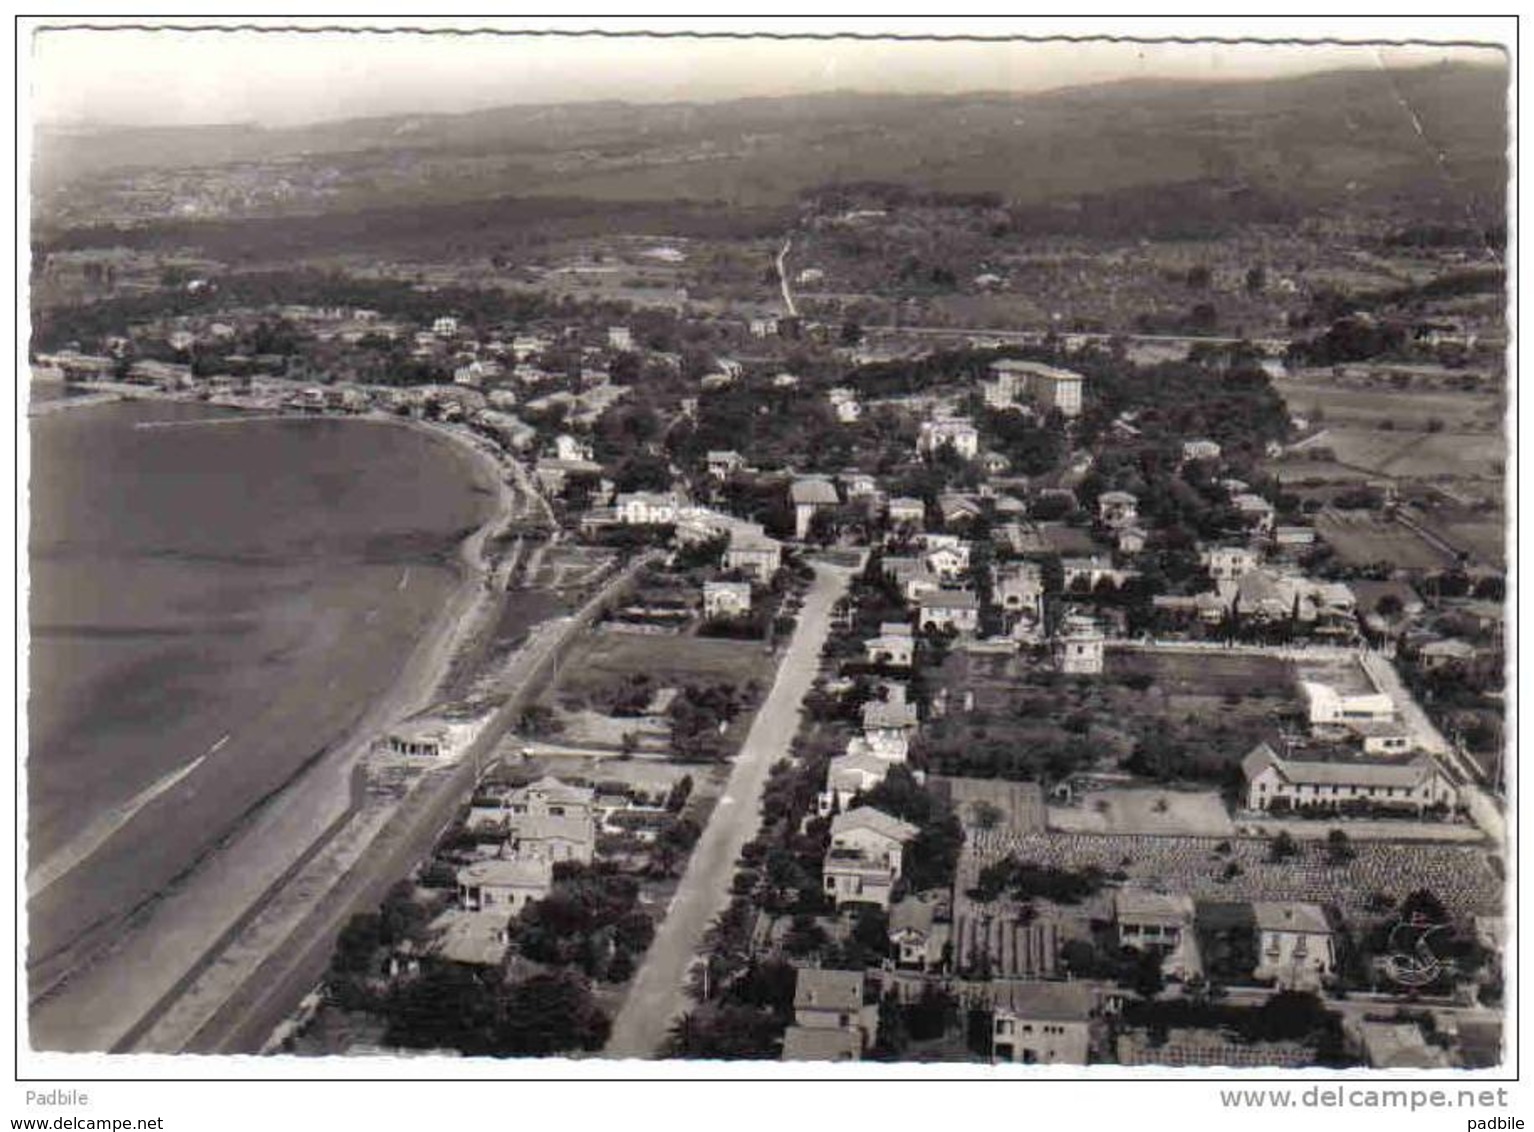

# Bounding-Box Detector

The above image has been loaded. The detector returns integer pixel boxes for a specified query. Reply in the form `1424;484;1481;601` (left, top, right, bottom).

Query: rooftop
1251;901;1332;936
921;590;980;610
1242;742;1441;789
889;891;944;937
991;979;1096;1022
509;812;595;845
862;699;919;730
704;580;752;595
991;359;1085;384
832;806;920;844
1115;887;1196;923
781;1026;861;1062
794;968;864;1013
828;751;893;787
456;856;554;889
514;775;595;804
790;477;840;506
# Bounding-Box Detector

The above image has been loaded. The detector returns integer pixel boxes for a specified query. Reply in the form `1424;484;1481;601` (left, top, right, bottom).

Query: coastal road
28;415;521;1053
603;561;855;1059
158;552;656;1054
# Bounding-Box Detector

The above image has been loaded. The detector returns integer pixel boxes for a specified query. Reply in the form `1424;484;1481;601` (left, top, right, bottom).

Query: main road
603;558;856;1059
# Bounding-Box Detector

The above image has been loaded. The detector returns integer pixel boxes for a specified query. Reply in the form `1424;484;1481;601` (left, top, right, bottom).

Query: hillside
31;62;1508;258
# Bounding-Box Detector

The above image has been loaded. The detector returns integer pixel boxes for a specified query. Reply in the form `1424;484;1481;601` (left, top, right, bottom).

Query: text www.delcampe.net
11;1119;164;1130
1219;1085;1512;1112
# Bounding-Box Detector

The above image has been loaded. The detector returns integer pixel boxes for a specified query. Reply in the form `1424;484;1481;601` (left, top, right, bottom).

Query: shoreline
27;400;532;1051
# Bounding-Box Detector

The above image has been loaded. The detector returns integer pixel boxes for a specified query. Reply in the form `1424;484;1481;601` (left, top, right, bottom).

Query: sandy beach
28;406;525;1051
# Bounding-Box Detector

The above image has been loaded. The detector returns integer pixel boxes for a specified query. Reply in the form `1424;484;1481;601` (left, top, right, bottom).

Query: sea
25;399;493;990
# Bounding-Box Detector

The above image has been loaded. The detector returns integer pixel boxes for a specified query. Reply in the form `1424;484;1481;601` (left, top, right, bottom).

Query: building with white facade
917;417;980;460
702;581;752;619
723;530;783;582
822;807;919;909
991;981;1096;1065
1252;902;1337;989
615;491;681;526
1241;742;1457;815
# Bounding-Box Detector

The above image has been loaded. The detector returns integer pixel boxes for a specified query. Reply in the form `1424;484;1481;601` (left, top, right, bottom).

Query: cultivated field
1279;374;1503;432
960;830;1503;922
1275;373;1506;505
1311;427;1506;480
1434;519;1507;568
1264;457;1376;484
1313;509;1455;569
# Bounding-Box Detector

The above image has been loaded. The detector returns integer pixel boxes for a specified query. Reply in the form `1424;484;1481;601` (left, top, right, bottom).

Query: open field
1293;652;1378;695
552;707;669;751
1313;509;1455;569
931;776;1046;833
554;630;775;695
528;544;618;590
1106;650;1296;699
499;751;722;797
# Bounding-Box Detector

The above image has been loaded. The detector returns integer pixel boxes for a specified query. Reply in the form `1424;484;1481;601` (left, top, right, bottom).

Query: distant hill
33;62;1508;234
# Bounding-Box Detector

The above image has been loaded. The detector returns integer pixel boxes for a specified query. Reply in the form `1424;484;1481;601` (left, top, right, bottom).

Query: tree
498;971;611;1055
612;451;673;492
859;765;965;891
844;905;886;954
906;984;956;1041
332;912;385;975
1129;947;1166;999
666;1005;784;1059
1187;302;1219;334
1325;828;1356;866
1061;938;1102;979
385;962;503;1054
870;991;911;1060
783;914;830;958
1268;831;1301;862
665;774;695;813
969;801;1004;830
807;506;840;547
1399;888;1448;926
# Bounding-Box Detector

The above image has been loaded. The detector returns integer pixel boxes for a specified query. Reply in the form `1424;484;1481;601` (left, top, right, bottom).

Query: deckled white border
7;11;1520;1113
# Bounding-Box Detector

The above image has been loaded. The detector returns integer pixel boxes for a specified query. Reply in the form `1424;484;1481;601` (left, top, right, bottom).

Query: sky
27;20;1508;129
